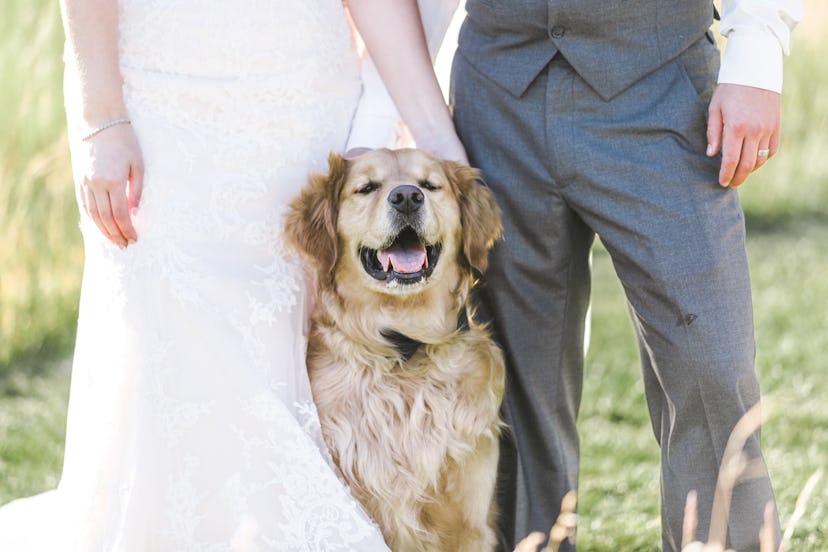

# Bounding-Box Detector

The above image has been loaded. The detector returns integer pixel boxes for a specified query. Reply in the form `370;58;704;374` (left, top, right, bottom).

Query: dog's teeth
378;250;392;272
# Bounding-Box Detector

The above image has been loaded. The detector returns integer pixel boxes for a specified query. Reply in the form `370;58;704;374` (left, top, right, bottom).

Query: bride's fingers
93;187;128;247
111;187;137;244
84;191;110;243
128;161;144;212
78;182;91;218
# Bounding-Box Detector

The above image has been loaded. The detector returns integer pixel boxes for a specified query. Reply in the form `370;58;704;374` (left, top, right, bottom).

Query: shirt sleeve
345;0;461;151
717;0;802;93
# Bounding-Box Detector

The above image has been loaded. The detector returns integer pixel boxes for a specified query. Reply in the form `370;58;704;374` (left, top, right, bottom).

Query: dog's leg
424;435;499;552
460;435;500;552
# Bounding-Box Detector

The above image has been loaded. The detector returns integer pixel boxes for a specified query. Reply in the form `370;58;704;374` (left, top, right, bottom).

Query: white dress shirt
718;0;802;92
347;0;802;151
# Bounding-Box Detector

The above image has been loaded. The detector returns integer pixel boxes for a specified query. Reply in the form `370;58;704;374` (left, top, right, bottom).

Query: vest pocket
674;34;721;108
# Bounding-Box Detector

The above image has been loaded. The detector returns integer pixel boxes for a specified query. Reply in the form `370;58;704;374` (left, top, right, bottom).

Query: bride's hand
346;141;469;166
343;147;372;159
347;0;469;166
345;126;470;166
415;131;469;166
77;123;144;248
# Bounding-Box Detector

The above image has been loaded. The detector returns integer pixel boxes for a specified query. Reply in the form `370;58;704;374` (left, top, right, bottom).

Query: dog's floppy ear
285;152;349;287
443;160;502;274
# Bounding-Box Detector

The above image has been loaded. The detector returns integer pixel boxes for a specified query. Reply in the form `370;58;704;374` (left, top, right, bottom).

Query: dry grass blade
512;491;577;552
707;403;764;547
513;532;546;552
760;502;776;552
780;469;823;551
542;491;577;552
682;490;699;549
682;403;779;552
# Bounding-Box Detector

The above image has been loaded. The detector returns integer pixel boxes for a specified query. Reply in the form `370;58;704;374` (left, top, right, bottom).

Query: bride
0;0;462;549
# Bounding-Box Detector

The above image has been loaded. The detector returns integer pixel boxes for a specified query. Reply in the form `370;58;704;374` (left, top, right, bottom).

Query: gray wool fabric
450;1;779;550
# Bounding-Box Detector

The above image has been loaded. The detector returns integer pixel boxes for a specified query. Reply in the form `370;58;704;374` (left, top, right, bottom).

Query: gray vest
458;0;714;100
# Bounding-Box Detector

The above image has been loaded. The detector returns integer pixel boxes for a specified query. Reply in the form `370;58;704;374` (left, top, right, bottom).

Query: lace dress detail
0;1;389;550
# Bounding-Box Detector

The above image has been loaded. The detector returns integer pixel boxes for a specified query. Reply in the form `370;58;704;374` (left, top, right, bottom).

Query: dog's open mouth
360;227;441;285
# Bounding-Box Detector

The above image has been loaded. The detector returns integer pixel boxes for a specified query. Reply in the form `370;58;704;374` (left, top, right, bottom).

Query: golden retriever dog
285;149;505;551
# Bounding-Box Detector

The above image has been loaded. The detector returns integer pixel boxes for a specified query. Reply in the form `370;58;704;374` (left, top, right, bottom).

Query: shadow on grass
0;329;75;393
744;210;828;236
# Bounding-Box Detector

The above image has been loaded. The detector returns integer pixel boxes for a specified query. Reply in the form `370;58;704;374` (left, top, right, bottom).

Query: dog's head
285;149;501;299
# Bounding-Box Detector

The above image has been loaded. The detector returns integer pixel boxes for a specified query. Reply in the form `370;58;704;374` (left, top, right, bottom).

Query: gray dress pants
450;35;779;552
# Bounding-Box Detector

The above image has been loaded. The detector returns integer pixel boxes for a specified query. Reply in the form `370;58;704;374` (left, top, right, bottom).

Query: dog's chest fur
306;323;503;550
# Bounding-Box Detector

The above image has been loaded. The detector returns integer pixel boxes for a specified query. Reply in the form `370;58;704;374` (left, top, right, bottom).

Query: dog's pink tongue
378;243;427;273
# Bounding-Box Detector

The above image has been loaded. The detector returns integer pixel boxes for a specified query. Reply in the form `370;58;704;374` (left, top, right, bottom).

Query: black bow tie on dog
381;308;472;362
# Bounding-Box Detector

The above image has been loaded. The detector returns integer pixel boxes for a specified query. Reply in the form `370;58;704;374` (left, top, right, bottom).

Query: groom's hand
706;83;781;189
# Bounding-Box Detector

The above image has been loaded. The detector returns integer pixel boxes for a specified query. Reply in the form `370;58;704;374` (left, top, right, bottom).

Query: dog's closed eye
419;179;439;191
357;181;380;195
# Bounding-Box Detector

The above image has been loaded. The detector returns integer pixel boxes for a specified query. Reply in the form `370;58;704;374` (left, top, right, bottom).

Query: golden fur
285;149;505;551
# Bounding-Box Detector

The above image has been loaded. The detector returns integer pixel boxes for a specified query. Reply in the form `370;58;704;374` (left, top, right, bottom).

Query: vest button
550;25;566;39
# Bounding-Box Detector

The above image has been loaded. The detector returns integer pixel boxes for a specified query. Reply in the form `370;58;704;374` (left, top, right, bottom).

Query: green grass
0;362;70;502
1;0;826;549
0;0;81;372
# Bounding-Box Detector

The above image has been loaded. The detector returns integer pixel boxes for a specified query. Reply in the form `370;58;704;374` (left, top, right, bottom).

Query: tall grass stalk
0;0;81;372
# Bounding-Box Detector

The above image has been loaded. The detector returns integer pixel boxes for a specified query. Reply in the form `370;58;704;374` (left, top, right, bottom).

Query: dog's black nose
387;185;424;215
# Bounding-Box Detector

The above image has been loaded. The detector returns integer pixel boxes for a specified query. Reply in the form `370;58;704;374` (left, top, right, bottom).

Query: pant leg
556;37;779;551
451;51;593;551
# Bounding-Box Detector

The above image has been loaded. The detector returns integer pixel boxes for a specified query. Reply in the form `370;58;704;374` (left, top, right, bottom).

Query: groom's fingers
728;134;761;188
706;100;723;159
718;126;745;188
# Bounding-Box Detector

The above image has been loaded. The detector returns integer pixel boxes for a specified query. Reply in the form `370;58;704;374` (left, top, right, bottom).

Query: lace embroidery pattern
22;0;392;549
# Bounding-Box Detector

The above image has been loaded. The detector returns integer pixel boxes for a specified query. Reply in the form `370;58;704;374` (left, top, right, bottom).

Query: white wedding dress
0;1;397;550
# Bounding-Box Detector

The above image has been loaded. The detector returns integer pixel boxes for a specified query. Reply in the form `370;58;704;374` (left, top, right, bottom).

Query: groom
449;1;800;551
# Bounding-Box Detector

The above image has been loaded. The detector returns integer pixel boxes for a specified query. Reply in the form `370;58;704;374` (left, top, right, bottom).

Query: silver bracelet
80;117;131;141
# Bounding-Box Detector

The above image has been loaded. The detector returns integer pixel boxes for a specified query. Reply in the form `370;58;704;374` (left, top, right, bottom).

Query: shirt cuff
718;27;785;93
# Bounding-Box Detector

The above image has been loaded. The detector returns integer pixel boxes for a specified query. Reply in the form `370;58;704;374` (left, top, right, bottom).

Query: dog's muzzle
360;226;441;285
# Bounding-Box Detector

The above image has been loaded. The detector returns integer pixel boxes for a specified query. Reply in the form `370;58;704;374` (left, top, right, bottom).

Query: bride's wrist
80;100;129;127
75;74;129;126
405;110;467;162
413;131;468;164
